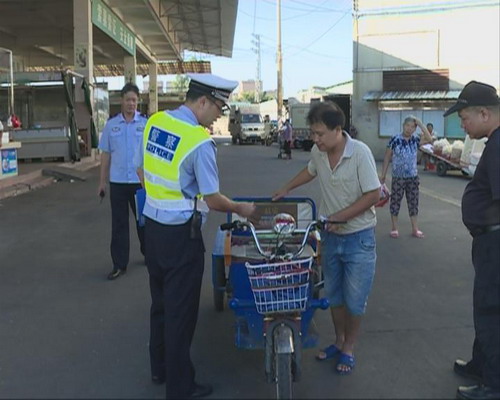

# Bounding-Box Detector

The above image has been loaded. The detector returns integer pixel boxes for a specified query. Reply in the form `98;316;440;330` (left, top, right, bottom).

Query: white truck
289;94;351;151
228;105;267;145
289;103;314;151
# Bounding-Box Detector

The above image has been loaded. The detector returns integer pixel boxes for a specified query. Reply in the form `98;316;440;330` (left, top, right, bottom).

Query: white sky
196;0;354;97
100;0;354;99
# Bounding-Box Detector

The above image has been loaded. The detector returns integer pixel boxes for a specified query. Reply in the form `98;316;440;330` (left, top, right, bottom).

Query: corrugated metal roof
363;90;461;101
23;61;211;77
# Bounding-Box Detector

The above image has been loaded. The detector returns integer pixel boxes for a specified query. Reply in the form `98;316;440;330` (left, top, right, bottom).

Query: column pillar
124;55;137;84
148;63;158;115
73;0;93;158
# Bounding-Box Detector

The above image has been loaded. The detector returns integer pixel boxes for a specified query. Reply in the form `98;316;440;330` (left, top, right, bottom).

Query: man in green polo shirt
273;101;380;375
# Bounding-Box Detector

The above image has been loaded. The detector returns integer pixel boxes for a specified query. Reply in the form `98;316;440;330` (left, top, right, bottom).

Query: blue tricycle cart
212;197;331;399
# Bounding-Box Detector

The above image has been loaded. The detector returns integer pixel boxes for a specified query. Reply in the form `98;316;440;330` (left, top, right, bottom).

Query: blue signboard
1;149;17;175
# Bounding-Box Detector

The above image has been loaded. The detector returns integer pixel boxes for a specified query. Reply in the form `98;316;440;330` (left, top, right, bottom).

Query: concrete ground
0;139;476;399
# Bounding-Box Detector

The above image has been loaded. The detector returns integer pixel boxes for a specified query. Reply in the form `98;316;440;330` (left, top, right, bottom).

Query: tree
237;91;255;103
261;91;275;102
172;74;189;92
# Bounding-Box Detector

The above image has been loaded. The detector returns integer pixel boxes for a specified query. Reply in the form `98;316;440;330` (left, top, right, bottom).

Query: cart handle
220;217;346;261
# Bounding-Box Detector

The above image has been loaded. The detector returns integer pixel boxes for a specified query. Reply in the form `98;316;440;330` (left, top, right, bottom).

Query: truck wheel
436;162;448;177
293;139;302;149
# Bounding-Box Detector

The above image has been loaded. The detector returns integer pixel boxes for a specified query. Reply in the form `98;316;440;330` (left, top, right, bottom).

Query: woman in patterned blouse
379;116;432;238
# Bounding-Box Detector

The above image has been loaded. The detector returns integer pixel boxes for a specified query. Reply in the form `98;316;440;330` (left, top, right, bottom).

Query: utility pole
251;33;261;103
276;0;283;119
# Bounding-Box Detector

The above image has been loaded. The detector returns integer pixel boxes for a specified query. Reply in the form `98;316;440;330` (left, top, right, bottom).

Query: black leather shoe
454;359;482;381
151;375;165;385
457;384;500;400
189;383;213;398
107;269;126;280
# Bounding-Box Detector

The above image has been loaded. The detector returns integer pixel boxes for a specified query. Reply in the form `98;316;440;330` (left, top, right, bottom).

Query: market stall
0;71;105;163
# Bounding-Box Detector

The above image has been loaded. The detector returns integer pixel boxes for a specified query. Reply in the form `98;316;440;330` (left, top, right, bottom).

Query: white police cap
187;73;238;105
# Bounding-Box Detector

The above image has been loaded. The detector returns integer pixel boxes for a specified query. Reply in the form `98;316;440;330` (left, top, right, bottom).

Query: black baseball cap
444;81;500;117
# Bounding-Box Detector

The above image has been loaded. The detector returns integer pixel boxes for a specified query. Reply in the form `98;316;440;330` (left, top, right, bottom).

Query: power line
286;10;350;58
259;34;350;59
252;0;257;34
262;0;349;13
239;6;349;21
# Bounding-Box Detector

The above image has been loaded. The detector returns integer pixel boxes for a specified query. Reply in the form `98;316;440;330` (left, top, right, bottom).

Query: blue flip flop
316;344;341;361
336;352;355;375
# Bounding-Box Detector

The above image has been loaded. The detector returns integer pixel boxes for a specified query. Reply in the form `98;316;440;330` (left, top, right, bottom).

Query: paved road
0;140;475;399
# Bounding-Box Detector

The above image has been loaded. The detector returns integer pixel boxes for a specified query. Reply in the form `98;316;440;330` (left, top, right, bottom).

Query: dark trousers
109;183;145;270
145;217;205;399
390;176;420;217
471;229;500;389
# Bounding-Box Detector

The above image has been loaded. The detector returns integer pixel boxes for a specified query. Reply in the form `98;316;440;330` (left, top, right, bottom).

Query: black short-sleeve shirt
462;127;500;230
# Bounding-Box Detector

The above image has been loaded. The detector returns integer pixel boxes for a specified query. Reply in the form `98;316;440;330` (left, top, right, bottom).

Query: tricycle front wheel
275;353;293;399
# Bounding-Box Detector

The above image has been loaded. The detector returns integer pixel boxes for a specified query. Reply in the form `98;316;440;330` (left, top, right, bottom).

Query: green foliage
235;91;275;103
172;74;189;92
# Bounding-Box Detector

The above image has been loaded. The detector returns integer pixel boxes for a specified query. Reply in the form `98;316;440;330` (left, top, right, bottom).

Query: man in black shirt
444;81;500;400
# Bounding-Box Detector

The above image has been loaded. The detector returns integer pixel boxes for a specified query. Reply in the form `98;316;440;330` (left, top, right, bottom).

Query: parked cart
419;146;470;177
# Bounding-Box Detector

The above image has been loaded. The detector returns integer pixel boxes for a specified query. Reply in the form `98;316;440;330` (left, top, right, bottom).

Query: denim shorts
322;227;376;315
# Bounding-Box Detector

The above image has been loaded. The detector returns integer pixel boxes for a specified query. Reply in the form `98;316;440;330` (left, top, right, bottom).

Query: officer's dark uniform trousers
109;183;145;270
471;229;500;389
463;127;500;390
145;216;204;399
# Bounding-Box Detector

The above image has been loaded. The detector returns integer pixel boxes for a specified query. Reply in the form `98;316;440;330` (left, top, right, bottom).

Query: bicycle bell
272;213;296;235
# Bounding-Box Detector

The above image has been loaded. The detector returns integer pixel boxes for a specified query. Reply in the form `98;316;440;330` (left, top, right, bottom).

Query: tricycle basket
245;257;313;314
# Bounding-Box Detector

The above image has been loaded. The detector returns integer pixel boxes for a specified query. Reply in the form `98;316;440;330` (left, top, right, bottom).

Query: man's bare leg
337;313;362;373
317;306;346;359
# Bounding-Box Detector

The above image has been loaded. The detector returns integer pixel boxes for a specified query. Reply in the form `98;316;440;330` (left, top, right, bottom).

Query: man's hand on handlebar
322;215;347;233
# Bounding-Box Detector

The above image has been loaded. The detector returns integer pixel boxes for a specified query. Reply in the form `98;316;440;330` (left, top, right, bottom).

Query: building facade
352;0;499;159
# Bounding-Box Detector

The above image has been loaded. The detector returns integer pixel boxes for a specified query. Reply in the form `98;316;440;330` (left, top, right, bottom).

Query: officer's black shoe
189;383;213;398
454;359;482;381
107;268;126;280
151;375;165;385
456;384;500;400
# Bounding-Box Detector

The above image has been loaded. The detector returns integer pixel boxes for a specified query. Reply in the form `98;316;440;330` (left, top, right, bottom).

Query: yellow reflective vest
143;111;212;212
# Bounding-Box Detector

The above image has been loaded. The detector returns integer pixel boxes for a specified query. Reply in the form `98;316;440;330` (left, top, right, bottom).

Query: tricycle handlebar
220;217;346;260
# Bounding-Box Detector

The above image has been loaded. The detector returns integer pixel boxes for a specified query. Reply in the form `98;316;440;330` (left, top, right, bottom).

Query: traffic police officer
444;81;500;400
136;74;255;399
98;83;146;280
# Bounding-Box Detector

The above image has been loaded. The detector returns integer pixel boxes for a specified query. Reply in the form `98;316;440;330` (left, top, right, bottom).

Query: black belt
469;224;500;238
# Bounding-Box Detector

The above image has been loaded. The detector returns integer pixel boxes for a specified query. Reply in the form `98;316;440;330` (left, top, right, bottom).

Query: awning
363;90;461;101
22;61;211;77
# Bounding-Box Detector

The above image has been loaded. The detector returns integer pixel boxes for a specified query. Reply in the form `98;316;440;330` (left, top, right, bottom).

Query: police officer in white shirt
136;74;255;399
98;83;147;280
